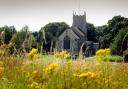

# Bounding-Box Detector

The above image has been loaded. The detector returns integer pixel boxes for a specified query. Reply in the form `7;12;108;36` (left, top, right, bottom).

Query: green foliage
123;48;128;54
0;22;70;54
103;55;123;62
43;22;69;37
110;28;128;55
99;34;111;48
0;55;128;89
95;25;107;42
40;22;69;52
23;32;36;51
86;23;97;42
108;16;128;37
8;25;31;53
97;16;128;49
0;15;128;55
0;26;16;44
36;31;44;53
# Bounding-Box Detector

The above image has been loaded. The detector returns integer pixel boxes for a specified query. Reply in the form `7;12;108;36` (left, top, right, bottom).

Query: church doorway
64;36;70;50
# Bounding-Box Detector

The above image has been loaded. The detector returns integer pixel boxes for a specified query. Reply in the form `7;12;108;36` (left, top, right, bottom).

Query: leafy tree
99;34;111;48
36;31;45;53
9;25;29;53
97;16;128;49
32;31;39;48
86;23;97;42
0;27;4;33
95;25;106;43
22;32;36;52
110;27;128;55
0;26;16;44
40;22;69;52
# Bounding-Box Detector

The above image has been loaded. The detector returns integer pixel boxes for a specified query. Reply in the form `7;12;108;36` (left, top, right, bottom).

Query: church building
56;12;99;57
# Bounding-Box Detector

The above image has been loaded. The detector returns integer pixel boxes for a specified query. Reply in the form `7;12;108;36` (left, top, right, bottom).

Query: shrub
96;48;111;61
103;55;123;62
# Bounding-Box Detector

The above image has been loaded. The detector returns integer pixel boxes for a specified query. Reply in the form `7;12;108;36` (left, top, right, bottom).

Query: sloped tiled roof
58;28;80;40
71;26;85;39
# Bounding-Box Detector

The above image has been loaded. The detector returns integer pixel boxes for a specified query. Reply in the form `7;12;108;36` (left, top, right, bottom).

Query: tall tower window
64;36;70;50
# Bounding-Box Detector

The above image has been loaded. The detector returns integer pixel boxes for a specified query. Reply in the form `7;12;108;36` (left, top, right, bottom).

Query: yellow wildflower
55;52;61;58
55;50;71;59
96;48;111;61
79;73;88;78
27;48;38;61
73;73;79;77
60;51;67;58
43;63;59;74
79;72;96;78
64;53;71;59
28;82;39;89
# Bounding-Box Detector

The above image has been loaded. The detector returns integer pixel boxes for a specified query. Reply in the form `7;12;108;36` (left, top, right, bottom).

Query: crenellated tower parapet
72;11;87;40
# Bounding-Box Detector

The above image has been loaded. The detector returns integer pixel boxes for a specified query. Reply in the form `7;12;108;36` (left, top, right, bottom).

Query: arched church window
64;36;70;50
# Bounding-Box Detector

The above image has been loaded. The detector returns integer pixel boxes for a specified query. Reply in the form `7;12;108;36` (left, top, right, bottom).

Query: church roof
71;26;85;39
58;28;80;40
58;26;86;40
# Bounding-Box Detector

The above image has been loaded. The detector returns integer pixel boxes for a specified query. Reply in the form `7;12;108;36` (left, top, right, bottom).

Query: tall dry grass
0;54;128;89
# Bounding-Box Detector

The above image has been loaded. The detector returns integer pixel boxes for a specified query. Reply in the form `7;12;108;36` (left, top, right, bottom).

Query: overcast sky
0;0;128;31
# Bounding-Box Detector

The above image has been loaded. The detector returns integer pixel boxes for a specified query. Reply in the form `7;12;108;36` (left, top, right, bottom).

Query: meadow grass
0;54;128;89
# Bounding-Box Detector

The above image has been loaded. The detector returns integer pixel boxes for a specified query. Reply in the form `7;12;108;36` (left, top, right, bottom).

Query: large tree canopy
9;25;30;53
0;26;16;44
0;15;128;55
40;22;70;52
86;22;97;42
97;16;128;49
110;27;128;55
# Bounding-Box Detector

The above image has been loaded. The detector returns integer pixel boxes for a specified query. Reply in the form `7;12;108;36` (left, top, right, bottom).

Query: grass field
0;52;128;89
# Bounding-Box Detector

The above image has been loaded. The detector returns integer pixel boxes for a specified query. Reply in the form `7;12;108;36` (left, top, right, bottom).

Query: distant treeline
0;15;128;55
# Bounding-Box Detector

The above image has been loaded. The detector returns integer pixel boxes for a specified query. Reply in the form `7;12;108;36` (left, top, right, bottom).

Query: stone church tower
56;12;99;57
72;12;87;41
73;12;87;33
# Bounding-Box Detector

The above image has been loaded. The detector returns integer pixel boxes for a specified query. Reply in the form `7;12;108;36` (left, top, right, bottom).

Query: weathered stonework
56;12;99;57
